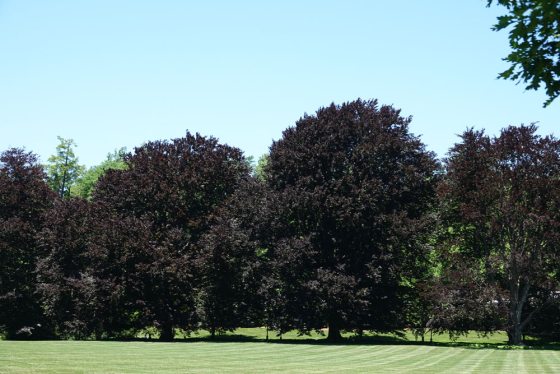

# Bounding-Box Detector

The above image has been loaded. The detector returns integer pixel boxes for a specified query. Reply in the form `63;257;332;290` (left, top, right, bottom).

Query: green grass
2;329;560;373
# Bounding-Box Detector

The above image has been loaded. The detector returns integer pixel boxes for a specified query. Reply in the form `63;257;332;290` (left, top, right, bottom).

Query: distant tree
94;132;250;340
488;0;560;107
70;148;127;199
46;137;84;198
0;148;55;339
265;99;438;340
439;125;560;345
254;154;269;182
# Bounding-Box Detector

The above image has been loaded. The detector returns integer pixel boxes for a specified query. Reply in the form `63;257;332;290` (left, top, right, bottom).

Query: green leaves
488;0;560;107
70;148;127;200
46;137;85;199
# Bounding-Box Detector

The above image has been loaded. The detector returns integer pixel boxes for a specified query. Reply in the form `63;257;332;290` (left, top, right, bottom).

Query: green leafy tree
70;148;127;199
254;154;269;182
488;0;560;107
46;137;84;198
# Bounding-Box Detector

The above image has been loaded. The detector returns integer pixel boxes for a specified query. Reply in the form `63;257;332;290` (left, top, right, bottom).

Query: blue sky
1;0;558;167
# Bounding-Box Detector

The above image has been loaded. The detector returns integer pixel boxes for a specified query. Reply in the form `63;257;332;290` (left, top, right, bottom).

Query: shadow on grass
106;333;560;350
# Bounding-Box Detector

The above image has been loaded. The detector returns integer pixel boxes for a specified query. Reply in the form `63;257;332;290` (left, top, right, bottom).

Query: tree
488;0;560;107
419;252;506;340
46;137;85;198
37;198;98;338
70;148;127;199
94;132;250;340
37;198;152;339
254;154;269;182
265;99;439;340
0;148;55;339
439;125;560;345
196;178;273;337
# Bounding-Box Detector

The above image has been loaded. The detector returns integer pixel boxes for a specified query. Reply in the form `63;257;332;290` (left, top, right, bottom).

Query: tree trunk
327;320;342;341
507;327;523;345
59;152;69;198
159;322;174;341
508;278;530;345
508;304;524;346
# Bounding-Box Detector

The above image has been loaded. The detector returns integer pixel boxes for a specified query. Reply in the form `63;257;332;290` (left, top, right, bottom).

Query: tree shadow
104;332;560;350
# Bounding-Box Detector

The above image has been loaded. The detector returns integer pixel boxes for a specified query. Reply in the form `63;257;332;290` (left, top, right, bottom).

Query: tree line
1;99;559;345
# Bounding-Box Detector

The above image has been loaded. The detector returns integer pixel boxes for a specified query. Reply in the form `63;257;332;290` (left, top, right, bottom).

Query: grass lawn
1;329;560;373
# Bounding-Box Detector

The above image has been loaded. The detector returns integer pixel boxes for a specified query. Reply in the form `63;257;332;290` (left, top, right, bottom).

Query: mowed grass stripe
328;345;405;372
321;345;425;373
460;349;496;373
396;346;464;372
422;348;468;373
523;349;559;374
538;350;560;374
311;345;393;373
359;345;436;369
3;341;560;373
381;345;471;373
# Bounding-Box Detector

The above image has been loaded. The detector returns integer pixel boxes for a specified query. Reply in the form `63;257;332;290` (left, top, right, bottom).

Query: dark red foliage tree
94;132;249;340
0;148;55;339
37;199;152;339
265;99;439;340
196;178;274;337
37;198;98;338
418;253;506;339
439;125;560;345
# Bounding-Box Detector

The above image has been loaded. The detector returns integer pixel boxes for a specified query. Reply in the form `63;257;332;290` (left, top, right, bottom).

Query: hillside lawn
2;328;560;373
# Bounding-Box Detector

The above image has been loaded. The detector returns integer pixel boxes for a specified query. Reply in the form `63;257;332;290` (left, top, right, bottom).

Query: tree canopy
70;148;127;199
265;99;439;339
93;132;250;340
2;101;560;346
438;124;560;344
46;137;84;198
0;149;55;339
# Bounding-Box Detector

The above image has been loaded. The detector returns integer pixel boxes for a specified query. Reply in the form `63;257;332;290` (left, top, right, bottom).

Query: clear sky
1;0;558;167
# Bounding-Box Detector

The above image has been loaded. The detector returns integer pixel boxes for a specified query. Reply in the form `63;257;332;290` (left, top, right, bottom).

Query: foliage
70;148;127;199
265;99;439;339
94;132;250;340
4;103;560;344
421;254;506;338
46;137;85;198
37;199;98;338
438;124;560;344
196;178;273;336
488;0;560;107
0;149;55;339
254;154;269;182
37;199;151;339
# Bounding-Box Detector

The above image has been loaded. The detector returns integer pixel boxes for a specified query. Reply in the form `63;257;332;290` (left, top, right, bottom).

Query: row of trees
1;99;559;345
